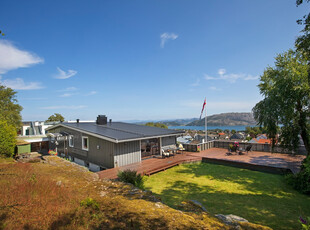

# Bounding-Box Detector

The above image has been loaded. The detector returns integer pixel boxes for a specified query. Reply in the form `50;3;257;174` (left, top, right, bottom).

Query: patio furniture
161;149;170;158
177;144;185;154
245;145;252;154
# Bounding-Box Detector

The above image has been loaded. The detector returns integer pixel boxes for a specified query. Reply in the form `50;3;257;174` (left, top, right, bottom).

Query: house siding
162;136;176;148
114;141;141;167
48;127;114;168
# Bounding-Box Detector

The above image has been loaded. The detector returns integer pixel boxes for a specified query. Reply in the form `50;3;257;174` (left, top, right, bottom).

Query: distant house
17;121;58;153
218;132;228;140
194;134;213;143
46;115;184;171
177;135;193;144
248;134;272;144
230;132;245;140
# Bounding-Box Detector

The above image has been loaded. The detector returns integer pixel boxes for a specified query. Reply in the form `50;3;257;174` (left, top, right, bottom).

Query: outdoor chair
245;145;252;154
161;149;170;158
177;144;185;154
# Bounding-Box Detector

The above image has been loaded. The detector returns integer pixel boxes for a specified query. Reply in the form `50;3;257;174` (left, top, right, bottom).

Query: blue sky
0;0;307;121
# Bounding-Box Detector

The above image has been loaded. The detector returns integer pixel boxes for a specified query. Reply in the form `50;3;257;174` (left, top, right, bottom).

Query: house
194;134;213;143
17;121;58;153
46;115;184;171
230;132;245;140
177;135;193;144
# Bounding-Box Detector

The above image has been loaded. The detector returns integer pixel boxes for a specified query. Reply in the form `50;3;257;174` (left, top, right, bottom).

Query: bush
80;197;100;210
286;157;310;194
117;169;145;189
0;120;16;157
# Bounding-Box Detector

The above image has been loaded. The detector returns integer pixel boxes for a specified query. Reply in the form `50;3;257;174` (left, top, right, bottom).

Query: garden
144;162;310;230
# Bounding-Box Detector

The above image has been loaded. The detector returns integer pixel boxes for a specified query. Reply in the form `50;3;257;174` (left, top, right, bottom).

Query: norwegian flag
199;98;206;120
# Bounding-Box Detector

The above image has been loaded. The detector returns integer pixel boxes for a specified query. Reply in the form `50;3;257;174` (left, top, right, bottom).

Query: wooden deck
97;148;306;179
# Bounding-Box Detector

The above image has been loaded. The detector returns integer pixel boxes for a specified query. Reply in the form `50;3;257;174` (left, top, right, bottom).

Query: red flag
200;98;206;120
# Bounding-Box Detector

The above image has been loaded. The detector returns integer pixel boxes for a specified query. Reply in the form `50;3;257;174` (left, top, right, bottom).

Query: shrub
117;169;145;189
286;157;310;194
80;197;100;210
0;120;16;157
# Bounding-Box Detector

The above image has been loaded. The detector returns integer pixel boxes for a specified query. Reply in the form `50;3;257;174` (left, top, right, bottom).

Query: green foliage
296;1;310;68
0;84;22;130
144;122;168;129
253;49;310;155
0;120;17;157
80;198;100;210
286;157;310;194
117;169;145;189
46;113;65;123
231;129;236;134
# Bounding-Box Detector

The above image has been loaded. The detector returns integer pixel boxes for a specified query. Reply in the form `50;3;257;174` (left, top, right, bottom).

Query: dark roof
47;122;184;142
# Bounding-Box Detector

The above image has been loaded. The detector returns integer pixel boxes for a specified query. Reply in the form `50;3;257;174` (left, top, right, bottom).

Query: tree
296;0;310;79
144;122;168;129
46;113;65;123
231;129;236;134
253;49;310;156
0;120;16;157
0;84;23;130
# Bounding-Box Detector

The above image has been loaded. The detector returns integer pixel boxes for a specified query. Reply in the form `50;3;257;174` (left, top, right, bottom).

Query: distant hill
136;118;198;126
160;118;198;126
186;112;257;126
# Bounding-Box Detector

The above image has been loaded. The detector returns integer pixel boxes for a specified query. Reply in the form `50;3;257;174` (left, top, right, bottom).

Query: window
82;136;89;151
69;135;74;147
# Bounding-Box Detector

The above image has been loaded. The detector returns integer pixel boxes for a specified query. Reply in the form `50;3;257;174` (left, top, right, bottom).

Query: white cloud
0;40;43;74
218;69;226;75
59;93;75;97
0;77;44;90
40;105;87;110
160;32;178;48
57;86;78;92
54;67;77;79
204;69;259;83
85;91;97;96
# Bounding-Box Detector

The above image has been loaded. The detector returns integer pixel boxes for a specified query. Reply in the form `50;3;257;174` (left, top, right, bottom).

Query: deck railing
183;140;307;155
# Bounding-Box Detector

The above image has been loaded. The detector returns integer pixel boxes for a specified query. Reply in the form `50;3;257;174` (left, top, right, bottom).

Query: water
168;125;254;131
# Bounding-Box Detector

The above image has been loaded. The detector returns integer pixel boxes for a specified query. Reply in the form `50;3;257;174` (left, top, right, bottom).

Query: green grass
144;162;310;230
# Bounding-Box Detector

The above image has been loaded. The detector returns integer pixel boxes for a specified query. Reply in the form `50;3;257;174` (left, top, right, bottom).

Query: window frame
68;135;74;147
82;136;89;151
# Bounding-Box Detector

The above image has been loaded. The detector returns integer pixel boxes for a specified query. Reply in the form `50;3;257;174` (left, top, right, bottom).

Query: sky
0;0;308;121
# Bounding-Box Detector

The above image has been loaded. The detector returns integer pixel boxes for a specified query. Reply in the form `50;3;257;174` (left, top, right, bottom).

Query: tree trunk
299;111;310;156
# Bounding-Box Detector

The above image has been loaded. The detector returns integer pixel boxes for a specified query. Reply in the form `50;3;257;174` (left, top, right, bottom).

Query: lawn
144;162;310;230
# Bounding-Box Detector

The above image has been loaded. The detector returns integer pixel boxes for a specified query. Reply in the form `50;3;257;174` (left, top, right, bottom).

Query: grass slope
0;157;269;230
144;162;310;230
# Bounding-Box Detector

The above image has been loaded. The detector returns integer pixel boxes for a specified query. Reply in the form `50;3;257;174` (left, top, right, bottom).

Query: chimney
76;119;80;123
96;115;107;125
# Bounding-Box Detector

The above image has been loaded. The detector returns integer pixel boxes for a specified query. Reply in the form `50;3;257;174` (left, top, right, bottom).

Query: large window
69;135;74;147
82;136;89;151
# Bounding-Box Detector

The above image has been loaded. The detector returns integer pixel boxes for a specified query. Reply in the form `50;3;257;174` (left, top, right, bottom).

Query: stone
215;214;248;226
155;202;163;208
189;200;208;212
56;181;62;186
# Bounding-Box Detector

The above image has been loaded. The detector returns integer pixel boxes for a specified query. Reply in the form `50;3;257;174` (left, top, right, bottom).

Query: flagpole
205;98;207;143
